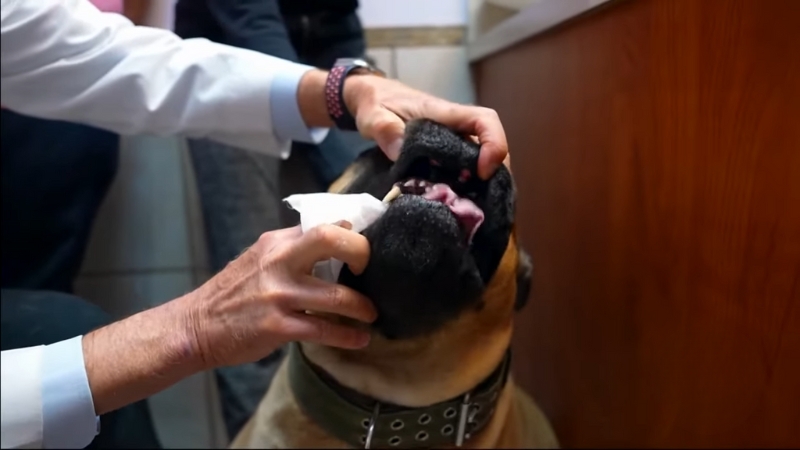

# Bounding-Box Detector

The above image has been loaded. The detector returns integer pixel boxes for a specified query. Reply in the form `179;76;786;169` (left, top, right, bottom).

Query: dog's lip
387;178;485;244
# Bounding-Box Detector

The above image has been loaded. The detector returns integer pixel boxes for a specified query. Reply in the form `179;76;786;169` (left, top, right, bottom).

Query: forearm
82;294;202;415
297;70;335;128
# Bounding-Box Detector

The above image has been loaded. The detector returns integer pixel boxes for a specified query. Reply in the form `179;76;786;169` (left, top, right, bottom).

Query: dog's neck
301;238;520;408
301;319;512;408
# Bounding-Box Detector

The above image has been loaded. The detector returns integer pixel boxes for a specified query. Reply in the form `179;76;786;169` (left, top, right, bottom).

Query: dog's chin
338;195;484;340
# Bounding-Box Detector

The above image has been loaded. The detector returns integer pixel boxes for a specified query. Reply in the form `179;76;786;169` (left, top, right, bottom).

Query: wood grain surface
474;0;800;447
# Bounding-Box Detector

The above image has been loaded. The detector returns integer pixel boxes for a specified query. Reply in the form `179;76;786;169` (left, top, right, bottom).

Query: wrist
297;69;334;128
83;296;203;415
342;74;373;120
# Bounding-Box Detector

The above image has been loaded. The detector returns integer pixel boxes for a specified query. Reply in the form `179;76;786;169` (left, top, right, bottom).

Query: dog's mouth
382;176;485;244
335;120;514;339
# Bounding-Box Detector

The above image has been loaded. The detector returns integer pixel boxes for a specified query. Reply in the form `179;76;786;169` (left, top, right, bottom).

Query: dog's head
331;120;531;340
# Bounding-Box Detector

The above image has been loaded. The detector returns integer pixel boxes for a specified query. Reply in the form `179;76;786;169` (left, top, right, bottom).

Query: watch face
335;58;368;68
334;58;387;78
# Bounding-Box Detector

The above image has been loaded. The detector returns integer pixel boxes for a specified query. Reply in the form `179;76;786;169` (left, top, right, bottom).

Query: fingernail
335;220;353;230
385;138;403;160
356;332;371;348
480;162;500;180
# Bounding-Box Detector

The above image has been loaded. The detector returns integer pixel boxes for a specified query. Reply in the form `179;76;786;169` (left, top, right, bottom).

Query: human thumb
359;108;405;161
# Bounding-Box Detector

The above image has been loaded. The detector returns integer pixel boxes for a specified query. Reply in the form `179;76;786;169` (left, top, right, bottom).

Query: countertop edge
468;0;614;62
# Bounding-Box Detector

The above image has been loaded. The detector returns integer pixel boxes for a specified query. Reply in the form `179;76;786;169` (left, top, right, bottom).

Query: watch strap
325;64;365;131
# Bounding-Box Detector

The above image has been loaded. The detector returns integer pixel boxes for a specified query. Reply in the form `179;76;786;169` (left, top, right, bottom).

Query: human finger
280;313;371;349
356;106;405;161
289;223;371;275
287;276;377;323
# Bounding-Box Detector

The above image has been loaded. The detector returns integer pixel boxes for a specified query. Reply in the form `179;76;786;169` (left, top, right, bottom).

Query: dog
231;120;558;449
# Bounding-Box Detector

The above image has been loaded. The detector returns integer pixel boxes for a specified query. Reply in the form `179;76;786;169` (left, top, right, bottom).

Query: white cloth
283;193;388;282
0;0;334;447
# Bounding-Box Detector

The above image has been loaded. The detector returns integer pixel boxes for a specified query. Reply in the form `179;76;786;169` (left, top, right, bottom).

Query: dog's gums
384;178;485;244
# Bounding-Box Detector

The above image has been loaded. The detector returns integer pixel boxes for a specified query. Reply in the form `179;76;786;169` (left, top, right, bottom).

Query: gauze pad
283;193;388;283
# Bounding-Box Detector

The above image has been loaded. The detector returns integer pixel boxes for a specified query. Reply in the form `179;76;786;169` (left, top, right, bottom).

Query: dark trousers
1;111;162;448
1;110;119;293
1;289;161;449
173;0;372;439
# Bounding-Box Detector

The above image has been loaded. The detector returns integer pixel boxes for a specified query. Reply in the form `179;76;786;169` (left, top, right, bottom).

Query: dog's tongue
422;184;484;243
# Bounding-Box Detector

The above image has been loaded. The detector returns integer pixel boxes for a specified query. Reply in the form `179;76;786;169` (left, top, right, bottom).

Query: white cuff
270;62;331;153
41;336;99;449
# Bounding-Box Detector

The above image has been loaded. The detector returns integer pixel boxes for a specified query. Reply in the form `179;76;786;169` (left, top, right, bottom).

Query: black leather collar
287;342;511;448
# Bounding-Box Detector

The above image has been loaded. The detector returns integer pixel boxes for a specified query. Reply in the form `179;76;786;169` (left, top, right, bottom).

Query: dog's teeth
382;185;402;203
404;180;415;187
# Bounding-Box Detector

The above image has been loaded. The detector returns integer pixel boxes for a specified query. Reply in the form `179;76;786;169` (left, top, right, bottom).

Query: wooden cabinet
472;0;800;447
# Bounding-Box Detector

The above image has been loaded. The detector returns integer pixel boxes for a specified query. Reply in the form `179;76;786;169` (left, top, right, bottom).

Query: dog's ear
515;248;532;311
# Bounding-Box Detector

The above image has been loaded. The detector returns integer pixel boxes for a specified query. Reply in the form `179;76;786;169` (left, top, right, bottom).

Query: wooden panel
474;0;800;447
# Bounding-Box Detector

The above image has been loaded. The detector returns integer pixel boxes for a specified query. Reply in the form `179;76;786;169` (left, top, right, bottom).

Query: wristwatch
325;58;386;131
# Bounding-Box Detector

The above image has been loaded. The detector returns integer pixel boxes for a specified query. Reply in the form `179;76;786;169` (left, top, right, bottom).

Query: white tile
79;135;194;274
365;47;395;78
74;271;196;320
178;139;212;271
358;0;467;28
395;46;476;105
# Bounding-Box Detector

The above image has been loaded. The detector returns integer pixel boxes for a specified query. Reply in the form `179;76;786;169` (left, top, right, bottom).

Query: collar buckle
455;392;479;447
363;402;381;449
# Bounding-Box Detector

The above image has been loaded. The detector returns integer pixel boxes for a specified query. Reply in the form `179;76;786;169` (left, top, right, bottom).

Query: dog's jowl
231;120;558;449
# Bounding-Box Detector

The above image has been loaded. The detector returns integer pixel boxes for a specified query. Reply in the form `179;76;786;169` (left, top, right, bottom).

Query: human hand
185;222;376;370
343;75;509;180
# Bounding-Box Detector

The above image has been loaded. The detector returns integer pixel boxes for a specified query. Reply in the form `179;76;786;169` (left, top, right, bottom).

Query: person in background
1;1;162;448
172;0;373;438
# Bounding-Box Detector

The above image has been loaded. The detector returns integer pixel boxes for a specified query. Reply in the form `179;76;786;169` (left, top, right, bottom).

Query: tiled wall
73;1;476;448
361;0;476;105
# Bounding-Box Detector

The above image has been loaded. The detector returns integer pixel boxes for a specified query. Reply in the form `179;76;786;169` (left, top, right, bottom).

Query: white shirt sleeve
0;0;329;157
40;337;99;449
1;345;44;449
1;337;98;450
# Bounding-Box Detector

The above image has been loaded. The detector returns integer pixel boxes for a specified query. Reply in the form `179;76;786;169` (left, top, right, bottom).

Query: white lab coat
0;0;323;447
0;0;311;156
